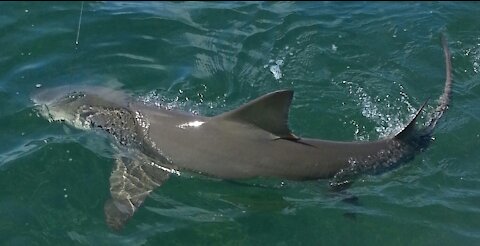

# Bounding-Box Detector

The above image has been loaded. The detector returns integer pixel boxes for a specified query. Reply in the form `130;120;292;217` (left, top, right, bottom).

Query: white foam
332;44;338;52
341;80;416;139
269;64;283;80
266;45;293;81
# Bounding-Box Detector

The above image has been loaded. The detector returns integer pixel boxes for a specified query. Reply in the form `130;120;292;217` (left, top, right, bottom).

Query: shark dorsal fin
395;99;429;140
215;90;297;139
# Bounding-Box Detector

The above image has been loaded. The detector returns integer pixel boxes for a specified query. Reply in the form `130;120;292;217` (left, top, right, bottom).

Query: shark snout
31;85;78;106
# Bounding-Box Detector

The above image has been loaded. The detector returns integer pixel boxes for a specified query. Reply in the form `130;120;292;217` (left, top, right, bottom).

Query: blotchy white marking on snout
177;121;205;129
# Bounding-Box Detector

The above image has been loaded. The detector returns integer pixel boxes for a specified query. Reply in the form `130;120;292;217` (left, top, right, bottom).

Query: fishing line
75;1;84;46
72;1;84;92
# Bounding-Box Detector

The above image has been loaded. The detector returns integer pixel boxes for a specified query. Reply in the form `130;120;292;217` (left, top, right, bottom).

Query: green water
1;2;479;245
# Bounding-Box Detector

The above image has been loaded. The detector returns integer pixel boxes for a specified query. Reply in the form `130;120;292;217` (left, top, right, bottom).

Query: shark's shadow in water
31;36;452;230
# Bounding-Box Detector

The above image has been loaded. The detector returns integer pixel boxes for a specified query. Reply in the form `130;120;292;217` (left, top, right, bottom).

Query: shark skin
31;36;452;230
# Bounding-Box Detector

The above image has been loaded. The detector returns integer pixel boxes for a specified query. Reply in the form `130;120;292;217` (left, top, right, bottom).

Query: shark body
32;36;452;230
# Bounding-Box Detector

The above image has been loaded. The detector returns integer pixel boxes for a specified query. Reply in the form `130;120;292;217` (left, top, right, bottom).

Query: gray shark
32;36;452;230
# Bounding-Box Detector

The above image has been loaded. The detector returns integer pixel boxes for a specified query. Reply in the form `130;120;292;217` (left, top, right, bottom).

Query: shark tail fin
422;34;453;134
396;34;453;141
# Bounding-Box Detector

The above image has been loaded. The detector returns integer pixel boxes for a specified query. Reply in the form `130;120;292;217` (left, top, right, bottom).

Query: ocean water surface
0;2;479;245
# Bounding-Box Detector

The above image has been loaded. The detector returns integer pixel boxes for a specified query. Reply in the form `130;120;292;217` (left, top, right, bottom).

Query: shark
32;36;452;230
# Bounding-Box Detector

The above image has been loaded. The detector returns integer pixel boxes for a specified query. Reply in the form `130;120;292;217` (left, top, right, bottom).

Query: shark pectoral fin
394;98;429;140
214;90;295;137
104;155;170;230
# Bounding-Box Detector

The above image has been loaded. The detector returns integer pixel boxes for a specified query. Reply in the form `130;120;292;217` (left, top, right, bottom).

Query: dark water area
0;2;479;245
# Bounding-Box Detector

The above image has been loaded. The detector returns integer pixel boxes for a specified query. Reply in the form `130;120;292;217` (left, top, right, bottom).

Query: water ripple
0;2;479;245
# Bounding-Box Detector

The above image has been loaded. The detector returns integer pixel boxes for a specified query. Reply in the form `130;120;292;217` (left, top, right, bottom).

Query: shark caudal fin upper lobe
424;34;453;134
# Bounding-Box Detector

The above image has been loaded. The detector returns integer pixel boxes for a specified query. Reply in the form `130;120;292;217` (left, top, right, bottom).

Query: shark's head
32;85;130;129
